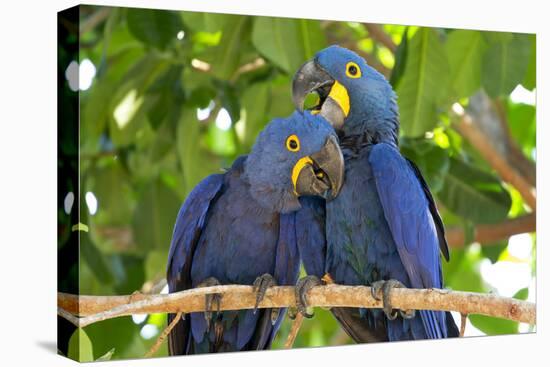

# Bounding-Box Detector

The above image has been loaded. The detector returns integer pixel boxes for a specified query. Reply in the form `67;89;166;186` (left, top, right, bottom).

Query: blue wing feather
369;143;446;339
166;174;224;355
295;197;327;278
267;212;301;344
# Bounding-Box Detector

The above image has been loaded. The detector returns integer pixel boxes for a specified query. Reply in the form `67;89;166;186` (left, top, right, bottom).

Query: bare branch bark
363;24;397;52
80;7;111;35
446;213;536;247
459;313;467;337
284;313;304;348
493;99;536;187
144;312;182;358
58;285;535;328
453;109;537;210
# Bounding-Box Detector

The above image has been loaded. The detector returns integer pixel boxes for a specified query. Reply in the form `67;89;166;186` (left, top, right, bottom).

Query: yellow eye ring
286;134;300;152
345;62;362;78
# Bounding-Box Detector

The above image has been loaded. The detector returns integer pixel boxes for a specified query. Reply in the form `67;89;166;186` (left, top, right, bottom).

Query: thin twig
80;7;111;35
231;57;266;82
493;99;536;187
57;285;536;328
58;307;80;326
453;107;536;210
144;312;183;358
363;23;397;52
284;313;304;348
460;313;467;337
446;213;536;247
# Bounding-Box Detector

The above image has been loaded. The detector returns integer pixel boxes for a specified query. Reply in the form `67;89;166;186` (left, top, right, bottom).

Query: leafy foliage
445;30;487;99
58;5;536;359
396;28;449;137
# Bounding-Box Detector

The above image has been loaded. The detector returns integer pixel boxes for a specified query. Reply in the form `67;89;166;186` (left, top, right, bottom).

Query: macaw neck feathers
242;157;301;215
339;127;399;157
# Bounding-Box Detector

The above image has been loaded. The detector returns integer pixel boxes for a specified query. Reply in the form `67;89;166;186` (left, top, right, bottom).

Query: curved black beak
292;60;348;131
292;60;333;112
293;135;345;201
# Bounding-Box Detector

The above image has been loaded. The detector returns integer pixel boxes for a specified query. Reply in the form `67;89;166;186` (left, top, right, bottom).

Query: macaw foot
197;277;222;329
295;275;322;319
371;279;416;321
252;273;279;324
287;307;299;320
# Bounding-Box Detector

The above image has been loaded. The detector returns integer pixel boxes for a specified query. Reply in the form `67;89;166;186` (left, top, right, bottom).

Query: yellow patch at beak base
291;156;313;195
328;81;350;116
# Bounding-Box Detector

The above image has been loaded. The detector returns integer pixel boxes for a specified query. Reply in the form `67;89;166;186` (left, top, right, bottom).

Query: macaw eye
286;134;300;152
346;62;361;78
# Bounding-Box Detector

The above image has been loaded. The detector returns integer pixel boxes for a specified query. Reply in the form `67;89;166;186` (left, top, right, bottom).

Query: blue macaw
291;45;459;341
166;111;344;354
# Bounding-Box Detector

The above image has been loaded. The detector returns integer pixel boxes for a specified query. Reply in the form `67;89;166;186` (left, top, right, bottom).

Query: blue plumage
293;45;458;342
167;111;344;354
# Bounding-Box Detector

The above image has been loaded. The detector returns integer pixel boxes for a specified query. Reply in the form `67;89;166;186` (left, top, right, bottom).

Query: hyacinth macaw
166;111;344;354
291;45;459;341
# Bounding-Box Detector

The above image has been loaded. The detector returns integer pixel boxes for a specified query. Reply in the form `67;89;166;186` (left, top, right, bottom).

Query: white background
0;0;546;366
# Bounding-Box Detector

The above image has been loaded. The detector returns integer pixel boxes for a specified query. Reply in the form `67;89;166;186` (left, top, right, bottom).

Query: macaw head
245;111;345;213
292;45;399;144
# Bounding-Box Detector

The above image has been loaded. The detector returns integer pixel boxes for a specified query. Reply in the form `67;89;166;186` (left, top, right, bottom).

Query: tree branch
452;107;537;210
80;7;111;35
493;99;536;187
144;312;182;358
446;213;536;247
284;313;304;348
58;285;535;328
362;20;536;209
363;23;397;52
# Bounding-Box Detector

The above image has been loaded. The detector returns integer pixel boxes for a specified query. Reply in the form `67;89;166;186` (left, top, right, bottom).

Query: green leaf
203;15;251;79
438;158;512;224
108;254;146;294
507;101;536;158
80;234;114;284
132;179;181;253
68;328;94;362
396;28;449;137
205;122;237;156
88;161;134;227
482;34;531;97
513;287;529;301
389;27;409;89
108;56;170;147
147;313;167;328
181;11;227;33
481;240;507;264
80;79;114;153
96;348;115;361
482;31;513;44
126;9;182;49
85;316;139;360
267;75;295;118
146;105;180;163
146;65;185;130
216;81;241;123
176;108;223;197
252;17;326;74
241;82;270;148
469;314;518;335
145;250;167;282
522;35;536;90
445;30;487;98
442;246;486;293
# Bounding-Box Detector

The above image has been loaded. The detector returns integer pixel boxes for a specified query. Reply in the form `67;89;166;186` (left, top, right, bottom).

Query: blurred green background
58;5;536;361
